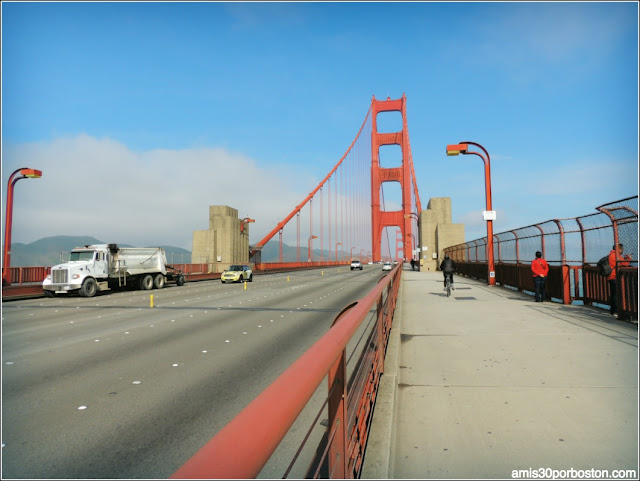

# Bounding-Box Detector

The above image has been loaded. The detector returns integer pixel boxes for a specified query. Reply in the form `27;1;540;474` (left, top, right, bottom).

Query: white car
350;260;363;270
382;262;392;271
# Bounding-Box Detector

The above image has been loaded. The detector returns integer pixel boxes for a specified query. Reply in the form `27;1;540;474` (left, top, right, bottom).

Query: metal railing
2;266;50;285
170;264;402;479
445;196;638;320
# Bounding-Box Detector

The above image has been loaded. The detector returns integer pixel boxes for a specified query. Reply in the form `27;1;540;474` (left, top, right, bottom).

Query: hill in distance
257;239;349;263
8;236;191;267
7;236;351;267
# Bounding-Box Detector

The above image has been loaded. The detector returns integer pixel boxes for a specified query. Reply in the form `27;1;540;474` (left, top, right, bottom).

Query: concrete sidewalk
363;268;638;479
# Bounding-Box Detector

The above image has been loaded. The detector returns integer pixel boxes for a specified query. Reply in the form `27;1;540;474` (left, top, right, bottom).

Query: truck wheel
140;274;154;290
80;278;98;298
176;275;186;286
44;290;55;298
153;274;165;289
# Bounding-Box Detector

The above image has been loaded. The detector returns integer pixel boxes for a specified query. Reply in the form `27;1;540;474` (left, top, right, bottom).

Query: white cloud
2;135;315;250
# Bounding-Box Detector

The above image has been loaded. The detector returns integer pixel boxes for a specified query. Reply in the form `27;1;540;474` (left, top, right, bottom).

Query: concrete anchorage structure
191;206;250;273
419;197;464;272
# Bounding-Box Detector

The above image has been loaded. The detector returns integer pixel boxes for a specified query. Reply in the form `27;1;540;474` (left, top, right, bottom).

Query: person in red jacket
531;251;549;302
607;243;632;317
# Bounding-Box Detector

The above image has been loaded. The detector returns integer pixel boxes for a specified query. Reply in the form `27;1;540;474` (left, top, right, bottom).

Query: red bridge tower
370;94;415;262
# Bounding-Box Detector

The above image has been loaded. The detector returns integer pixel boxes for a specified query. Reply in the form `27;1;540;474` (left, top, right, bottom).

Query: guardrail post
327;350;348;478
573;266;581;303
561;264;571;304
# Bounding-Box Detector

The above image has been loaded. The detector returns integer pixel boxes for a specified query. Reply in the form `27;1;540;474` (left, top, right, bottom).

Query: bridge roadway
362;269;638;479
1;266;384;479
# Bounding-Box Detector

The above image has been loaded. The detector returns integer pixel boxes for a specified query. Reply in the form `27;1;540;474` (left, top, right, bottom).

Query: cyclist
440;254;456;291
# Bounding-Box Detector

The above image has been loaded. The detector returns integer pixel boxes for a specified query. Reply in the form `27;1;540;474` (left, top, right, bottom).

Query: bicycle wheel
446;276;451;297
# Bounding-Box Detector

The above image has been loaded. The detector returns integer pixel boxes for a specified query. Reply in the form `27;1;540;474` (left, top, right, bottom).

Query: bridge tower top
370;94;421;262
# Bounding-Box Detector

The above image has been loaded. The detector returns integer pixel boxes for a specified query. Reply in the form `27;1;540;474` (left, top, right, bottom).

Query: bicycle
444;273;453;298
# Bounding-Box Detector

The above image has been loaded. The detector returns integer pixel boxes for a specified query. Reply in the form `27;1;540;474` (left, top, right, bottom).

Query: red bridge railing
2;266;51;285
170;264;402;479
1;262;352;299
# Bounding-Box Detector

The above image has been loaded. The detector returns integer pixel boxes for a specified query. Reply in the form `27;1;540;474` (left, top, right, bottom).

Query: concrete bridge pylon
191;205;250;272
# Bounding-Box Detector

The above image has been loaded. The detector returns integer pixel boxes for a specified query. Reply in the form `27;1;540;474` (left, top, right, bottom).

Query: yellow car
221;265;253;283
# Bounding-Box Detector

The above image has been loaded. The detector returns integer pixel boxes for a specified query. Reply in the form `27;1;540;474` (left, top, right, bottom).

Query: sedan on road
382;262;392;271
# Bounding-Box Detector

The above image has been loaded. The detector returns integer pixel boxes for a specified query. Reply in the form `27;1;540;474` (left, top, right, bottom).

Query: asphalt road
1;265;386;479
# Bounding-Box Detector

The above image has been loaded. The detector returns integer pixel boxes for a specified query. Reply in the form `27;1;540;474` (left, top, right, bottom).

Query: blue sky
2;1;638;251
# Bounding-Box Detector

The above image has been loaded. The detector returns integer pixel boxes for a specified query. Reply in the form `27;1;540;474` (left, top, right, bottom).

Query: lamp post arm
462;141;492;212
3;168;31;275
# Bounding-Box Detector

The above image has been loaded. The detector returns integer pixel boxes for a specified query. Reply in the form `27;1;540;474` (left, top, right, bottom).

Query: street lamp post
404;213;419;255
407;233;416;259
240;218;255;264
240;218;255;233
3;168;43;286
446;141;495;285
335;242;342;263
404;212;420;267
308;235;317;262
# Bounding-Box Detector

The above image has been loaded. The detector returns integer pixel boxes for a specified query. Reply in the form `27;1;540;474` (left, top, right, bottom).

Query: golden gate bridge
250;94;422;266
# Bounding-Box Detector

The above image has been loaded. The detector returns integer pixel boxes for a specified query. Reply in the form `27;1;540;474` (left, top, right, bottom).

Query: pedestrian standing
607;243;632;317
531;251;549;302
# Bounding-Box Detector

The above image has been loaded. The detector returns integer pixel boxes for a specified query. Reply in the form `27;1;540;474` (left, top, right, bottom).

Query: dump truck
42;243;185;297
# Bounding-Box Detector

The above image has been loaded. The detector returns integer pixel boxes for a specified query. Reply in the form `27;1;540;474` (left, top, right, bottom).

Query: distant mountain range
256;240;349;263
7;236;192;267
6;235;349;267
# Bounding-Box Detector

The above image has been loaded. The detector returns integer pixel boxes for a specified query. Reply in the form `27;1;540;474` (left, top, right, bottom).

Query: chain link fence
444;196;638;320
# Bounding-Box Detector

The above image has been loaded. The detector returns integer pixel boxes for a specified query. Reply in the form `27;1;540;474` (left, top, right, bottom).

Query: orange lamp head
20;168;42;178
446;143;468;156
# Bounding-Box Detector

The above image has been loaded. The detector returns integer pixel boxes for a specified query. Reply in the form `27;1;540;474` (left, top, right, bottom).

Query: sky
2;1;638;253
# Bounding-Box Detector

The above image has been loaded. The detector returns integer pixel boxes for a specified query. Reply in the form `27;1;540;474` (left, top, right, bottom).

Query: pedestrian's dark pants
608;279;617;315
534;276;546;302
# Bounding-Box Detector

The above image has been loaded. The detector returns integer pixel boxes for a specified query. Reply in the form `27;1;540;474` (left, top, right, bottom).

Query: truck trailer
42;244;185;297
